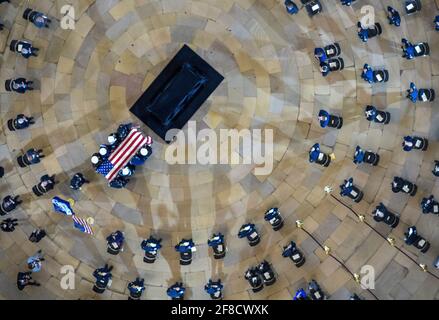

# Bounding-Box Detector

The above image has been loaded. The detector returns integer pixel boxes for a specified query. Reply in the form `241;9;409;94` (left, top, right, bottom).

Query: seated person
9;78;34;93
314;47;328;64
433;161;439;177
11;114;35;130
25;148;45;164
24;9;52;28
319;62;330;77
340;0;356;5
13;40;39;58
357;22;369;42
387;6;401;26
116;123;134;140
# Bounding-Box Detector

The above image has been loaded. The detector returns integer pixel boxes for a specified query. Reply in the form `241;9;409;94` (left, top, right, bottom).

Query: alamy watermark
360;5;375;27
164;121;274;176
60;5;75;30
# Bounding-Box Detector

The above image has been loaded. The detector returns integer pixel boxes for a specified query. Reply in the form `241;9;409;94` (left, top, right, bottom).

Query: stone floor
0;0;438;300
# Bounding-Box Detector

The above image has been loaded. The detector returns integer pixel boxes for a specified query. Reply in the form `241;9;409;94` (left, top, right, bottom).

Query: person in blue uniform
26;148;45;165
24;9;52;28
116;123;133;141
93;264;113;288
128;277;145;299
208;233;224;247
27;250;44;273
340;0;356;5
0;195;22;215
357;22;369;42
432;161;439;177
17;271;40;290
294;288;310;300
387;6;401;26
175;239;195;254
340;178;354;197
284;0;299;14
361;64;374;83
309;143;321;163
205;279;223;300
119;164;135;178
319;62;330;77
402;136;421;152
353;146;365;164
406;82;418;102
364;105;377;121
109;177;129;189
70;173;90;190
238;223;257;239
318;109;330;127
141;236;162;253
167;282;185;300
373;203;399;228
12;40;39;58
421;195;439;214
106;231;125;252
8;78;34;93
401;38;415;59
11;114;35;130
130;145;152;166
314;47;328;64
435;15;439;31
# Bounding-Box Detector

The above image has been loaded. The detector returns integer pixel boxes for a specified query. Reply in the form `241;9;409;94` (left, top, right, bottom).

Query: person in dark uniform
10;40;39;58
361;64;374;83
29;229;46;243
92;264;113;293
406;82;418;102
130;145;152;166
18;148;45;167
402;135;428;152
357;22;369;42
127;277;145;300
91;153;103;168
167;282;185;300
435;15;439;31
8;114;35;131
116;123;134;140
6;78;34;93
23;8;52;28
0;166;4;178
372;203;399;228
207;233;226;259
175;239;195;265
1;218;19;232
106;231;125;255
107;133;120;149
119;164;136;178
17;271;40;290
141;236;162;263
109;177;129;189
432;161;439;177
319;62;330;77
205;279;223;300
340;0;356;5
404;226;430;253
318;109;343;129
238;223;260;246
387;6;401;26
401;38;416;60
421;195;439;215
32;174;57;197
0;195;22;215
391;176;417;196
284;0;299;14
70;173;90;190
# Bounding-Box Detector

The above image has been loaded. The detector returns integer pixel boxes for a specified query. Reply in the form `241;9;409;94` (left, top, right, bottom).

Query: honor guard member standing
17;271;40;290
387;6;401;26
207;233;226;259
205;279;223;300
17;148;45;167
106;231;125;255
7;114;35;131
167;282;185;300
5;78;34;93
318;109;343;129
70;173;90;190
23;8;52;28
33;174;57;197
0;195;22;215
92;264;113;294
238;223;261;246
435;15;439;31
130;145;152;166
141;236;162;263
127;277;145;300
1;218;19;232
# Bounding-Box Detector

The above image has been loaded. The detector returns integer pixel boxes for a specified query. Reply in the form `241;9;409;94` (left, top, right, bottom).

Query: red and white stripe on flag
72;215;94;235
106;128;151;182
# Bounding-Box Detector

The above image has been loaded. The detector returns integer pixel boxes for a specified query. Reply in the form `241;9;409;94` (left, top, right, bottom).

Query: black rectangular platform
130;44;224;143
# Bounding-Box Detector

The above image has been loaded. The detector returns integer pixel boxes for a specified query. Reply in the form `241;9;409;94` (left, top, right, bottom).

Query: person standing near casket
130;145;152;166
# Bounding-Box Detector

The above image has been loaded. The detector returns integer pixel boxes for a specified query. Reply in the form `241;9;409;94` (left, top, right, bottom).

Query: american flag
96;128;152;182
72;215;93;235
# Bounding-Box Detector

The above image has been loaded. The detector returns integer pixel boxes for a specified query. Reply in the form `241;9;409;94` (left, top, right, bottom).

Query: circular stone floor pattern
0;0;438;300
